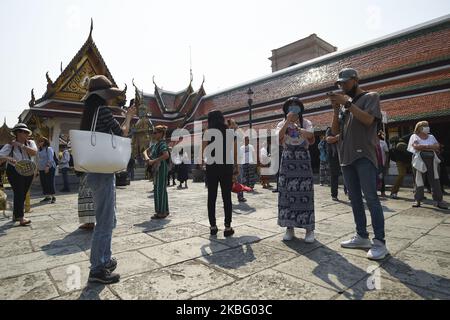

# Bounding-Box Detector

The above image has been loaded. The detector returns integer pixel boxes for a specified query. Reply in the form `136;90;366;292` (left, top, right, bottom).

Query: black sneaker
224;228;235;237
210;226;218;236
40;197;51;203
104;257;117;273
88;269;120;284
51;197;56;203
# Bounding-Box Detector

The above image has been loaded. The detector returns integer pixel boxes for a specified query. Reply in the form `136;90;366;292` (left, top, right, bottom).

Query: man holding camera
329;68;388;261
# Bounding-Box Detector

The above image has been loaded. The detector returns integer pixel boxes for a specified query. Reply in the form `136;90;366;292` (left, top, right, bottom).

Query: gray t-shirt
338;92;382;168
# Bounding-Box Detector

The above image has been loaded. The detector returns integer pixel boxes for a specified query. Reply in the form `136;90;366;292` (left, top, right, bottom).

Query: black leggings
39;167;56;195
6;165;33;220
206;166;233;227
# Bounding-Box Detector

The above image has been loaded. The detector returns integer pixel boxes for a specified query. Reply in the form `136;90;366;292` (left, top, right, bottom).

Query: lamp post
247;88;254;130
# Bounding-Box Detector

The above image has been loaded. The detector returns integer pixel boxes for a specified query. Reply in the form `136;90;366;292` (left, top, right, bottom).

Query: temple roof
136;77;206;123
0;119;11;145
32;19;126;107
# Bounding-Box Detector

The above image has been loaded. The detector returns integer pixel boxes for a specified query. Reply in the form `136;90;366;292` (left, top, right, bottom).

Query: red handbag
232;182;252;193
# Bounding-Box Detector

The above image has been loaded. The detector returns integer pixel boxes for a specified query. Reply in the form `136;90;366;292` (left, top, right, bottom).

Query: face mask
288;105;302;114
422;127;430;134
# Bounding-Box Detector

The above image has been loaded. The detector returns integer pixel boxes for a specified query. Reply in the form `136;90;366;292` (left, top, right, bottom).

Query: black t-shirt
204;127;234;170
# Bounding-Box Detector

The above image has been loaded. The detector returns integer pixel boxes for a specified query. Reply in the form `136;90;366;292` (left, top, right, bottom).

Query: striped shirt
94;107;123;136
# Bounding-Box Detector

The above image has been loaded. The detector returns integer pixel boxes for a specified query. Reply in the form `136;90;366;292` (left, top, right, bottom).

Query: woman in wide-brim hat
143;125;170;219
0;123;37;225
79;75;136;285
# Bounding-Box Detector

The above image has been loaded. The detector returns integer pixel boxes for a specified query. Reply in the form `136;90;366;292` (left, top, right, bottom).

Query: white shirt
407;134;438;154
260;147;269;165
172;153;182;165
276;118;314;147
0;140;37;167
239;144;256;164
181;152;190;164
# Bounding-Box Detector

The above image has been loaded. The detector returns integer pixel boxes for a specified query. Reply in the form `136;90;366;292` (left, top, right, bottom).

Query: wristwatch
344;100;352;109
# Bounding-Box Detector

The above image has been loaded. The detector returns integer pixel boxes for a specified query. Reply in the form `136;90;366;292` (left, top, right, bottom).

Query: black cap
335;68;359;85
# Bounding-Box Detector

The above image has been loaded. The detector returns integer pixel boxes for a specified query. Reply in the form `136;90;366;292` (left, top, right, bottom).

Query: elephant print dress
276;119;315;231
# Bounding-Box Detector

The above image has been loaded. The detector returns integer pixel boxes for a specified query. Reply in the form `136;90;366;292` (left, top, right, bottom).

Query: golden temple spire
46;72;53;85
29;89;36;108
89;18;94;39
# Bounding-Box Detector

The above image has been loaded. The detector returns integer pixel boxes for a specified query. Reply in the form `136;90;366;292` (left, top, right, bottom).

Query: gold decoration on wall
61;59;96;95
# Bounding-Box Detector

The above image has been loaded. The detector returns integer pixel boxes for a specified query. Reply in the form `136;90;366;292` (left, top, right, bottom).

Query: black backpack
53;152;59;166
69;154;74;167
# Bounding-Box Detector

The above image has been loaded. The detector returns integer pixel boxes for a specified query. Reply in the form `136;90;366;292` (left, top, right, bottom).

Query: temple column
50;119;61;176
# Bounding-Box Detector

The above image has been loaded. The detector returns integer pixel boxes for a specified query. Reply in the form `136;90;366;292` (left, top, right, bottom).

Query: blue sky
1;0;449;126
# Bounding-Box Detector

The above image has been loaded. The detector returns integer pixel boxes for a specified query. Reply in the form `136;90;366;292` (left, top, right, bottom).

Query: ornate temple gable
178;80;206;124
33;19;125;106
56;58;97;101
152;77;197;113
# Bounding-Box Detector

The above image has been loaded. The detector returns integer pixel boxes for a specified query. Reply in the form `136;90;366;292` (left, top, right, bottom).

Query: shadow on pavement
200;238;257;270
41;229;93;254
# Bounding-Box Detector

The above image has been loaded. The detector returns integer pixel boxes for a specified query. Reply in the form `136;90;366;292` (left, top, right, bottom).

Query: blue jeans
86;173;117;273
341;157;385;243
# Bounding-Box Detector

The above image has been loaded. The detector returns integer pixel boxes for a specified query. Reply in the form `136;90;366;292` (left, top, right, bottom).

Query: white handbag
69;107;131;174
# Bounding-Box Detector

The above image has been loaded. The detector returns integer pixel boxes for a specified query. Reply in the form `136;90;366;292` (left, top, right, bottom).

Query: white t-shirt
239;144;256;164
276;119;314;147
172;153;182;165
0;140;37;167
407;134;438;154
260;147;269;164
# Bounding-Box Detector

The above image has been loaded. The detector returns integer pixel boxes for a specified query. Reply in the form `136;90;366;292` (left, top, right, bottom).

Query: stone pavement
0;180;449;300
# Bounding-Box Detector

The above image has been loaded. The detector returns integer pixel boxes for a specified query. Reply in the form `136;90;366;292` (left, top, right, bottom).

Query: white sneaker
367;239;389;260
304;230;315;244
283;227;295;241
341;234;372;249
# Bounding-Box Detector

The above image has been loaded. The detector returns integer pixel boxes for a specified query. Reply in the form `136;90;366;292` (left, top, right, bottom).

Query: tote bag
69;107;131;174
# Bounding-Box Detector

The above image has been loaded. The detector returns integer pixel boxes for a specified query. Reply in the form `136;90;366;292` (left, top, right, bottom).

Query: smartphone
129;99;135;107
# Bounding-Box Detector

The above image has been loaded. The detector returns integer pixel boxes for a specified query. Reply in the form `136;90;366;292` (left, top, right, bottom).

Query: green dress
151;141;169;214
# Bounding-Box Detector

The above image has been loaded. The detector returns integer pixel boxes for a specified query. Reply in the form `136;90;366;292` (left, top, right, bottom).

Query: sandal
79;223;95;230
210;226;218;236
151;213;168;220
224;227;235;237
19;219;31;226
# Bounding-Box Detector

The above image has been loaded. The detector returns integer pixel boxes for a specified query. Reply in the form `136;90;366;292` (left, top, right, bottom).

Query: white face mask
422;127;430;134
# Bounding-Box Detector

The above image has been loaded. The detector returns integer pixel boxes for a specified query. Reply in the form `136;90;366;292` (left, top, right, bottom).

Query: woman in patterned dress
276;97;316;243
78;172;95;230
144;125;170;219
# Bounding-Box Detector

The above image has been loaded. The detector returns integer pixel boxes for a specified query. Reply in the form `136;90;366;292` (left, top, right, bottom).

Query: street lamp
247;88;254;130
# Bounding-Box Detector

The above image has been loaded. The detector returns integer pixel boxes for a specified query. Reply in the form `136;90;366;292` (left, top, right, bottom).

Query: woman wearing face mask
276;97;316;243
408;121;448;210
